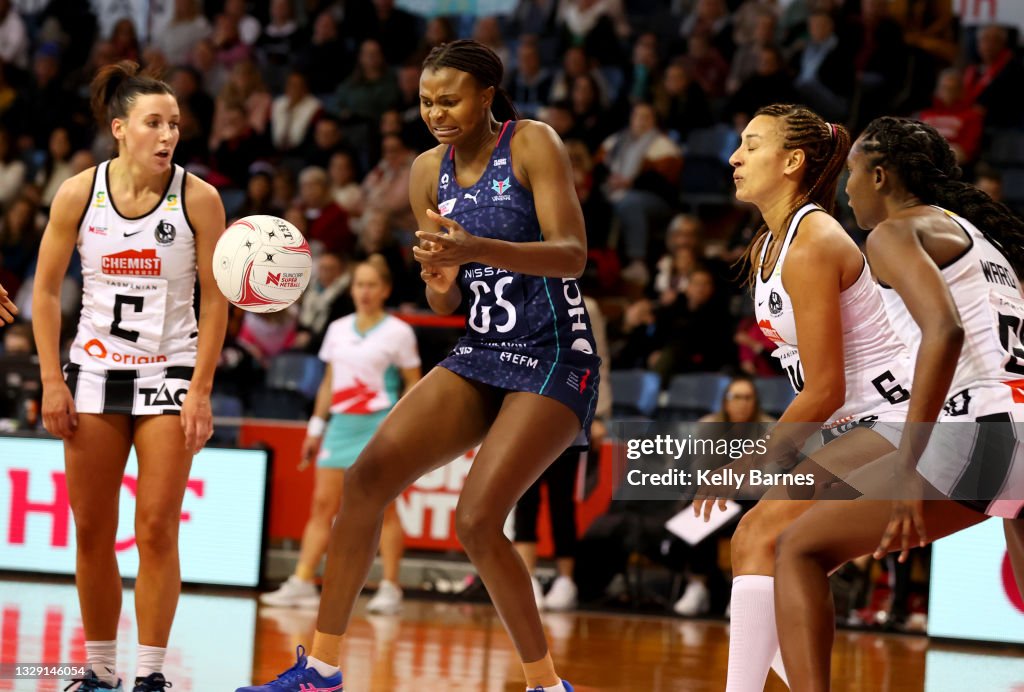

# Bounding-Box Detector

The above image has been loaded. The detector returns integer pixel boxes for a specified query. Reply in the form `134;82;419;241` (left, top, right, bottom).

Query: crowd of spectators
0;0;1021;418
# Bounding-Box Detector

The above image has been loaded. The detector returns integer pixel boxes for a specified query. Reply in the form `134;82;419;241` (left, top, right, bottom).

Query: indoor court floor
2;576;1023;691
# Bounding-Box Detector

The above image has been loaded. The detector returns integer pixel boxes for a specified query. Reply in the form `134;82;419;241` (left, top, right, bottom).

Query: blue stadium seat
248;387;311;420
220;188;247;221
755;376;796;417
610;369;661;418
210;393;243;445
266;352;325;400
661;373;731;420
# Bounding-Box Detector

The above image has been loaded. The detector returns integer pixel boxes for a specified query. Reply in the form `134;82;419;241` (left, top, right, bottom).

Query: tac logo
493;157;507;166
94;191;106;208
140;383;188;407
88;225;107;236
768;289;783;316
155;219;176;246
491;177;511;197
164;194;178;210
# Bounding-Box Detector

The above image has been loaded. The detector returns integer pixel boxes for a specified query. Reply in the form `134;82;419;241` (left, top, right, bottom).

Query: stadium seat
210;393;243;445
661;373;731;420
247;387;311;420
755;376;795;417
220;188;247;220
988;130;1024;168
610;369;661;418
266;352;325;400
679;126;739;209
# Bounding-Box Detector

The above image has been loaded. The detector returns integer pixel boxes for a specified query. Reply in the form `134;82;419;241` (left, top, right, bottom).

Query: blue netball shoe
529;682;574;692
235;646;343;692
63;670;123;690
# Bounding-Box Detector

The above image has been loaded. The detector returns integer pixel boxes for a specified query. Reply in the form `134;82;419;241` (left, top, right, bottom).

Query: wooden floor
3;577;1024;691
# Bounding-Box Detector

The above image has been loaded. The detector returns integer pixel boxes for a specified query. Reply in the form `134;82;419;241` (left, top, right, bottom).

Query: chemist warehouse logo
102;249;162;276
490;177;511;201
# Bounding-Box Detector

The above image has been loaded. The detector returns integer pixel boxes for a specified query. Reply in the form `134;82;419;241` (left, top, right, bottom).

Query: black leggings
513;447;581;558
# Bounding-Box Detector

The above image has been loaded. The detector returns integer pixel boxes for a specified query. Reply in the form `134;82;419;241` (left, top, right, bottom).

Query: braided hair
739;104;852;287
860;117;1024;279
423;39;520;122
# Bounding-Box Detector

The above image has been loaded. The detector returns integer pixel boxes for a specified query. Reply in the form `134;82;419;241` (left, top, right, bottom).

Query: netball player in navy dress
238;40;597;692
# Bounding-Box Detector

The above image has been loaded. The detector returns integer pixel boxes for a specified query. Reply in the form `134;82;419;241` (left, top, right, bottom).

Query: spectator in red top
300;166;353;257
918;68;984;165
963;24;1024;127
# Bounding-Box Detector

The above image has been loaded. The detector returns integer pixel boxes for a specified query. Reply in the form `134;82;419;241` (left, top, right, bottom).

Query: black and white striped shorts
63;363;194;416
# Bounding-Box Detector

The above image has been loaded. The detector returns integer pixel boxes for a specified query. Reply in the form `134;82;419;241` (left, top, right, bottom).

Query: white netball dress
65;161;199;415
754;203;913;443
880;206;1024;517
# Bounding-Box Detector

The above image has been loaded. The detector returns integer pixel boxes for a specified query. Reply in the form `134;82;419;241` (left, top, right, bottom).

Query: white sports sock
770;646;790;687
306;655;341;678
136;644;166;679
526;683;566;692
85;640;118;687
725;575;784;692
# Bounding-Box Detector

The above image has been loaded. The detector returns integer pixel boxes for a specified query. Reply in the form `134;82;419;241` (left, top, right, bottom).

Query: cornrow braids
860;117;1024;280
423;39;520;122
738;104;852;288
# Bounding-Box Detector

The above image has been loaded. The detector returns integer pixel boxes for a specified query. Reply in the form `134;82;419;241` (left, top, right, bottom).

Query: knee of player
73;514;119;552
134;510;180;554
454;502;502;550
731;508;776;556
342;457;394;509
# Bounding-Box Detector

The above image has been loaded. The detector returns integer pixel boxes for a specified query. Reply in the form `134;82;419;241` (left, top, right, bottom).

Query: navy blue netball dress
435;120;601;438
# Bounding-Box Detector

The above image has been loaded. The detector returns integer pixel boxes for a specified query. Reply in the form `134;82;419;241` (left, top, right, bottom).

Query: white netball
213;215;313;313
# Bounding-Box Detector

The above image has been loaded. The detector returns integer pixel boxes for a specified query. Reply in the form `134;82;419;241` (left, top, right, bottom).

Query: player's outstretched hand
413;209;484;268
0;282;17;324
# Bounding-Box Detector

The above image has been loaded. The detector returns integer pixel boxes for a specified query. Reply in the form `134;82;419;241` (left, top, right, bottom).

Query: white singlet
65;161;199;415
880;206;1024;517
319;314;421;414
754;203;912;440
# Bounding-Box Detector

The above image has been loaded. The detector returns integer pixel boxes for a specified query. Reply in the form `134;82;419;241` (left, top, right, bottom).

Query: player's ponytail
738;104;851;288
861;117;1024;280
423;39;520;122
90;60;176;129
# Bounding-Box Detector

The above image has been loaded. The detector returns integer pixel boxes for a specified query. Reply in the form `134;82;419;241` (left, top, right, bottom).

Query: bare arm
400;366;422;395
181;175;230;452
866;221;963;429
774;216;850;448
34;172;91;438
414;121;588;279
409;149;462;315
312;363;333;421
